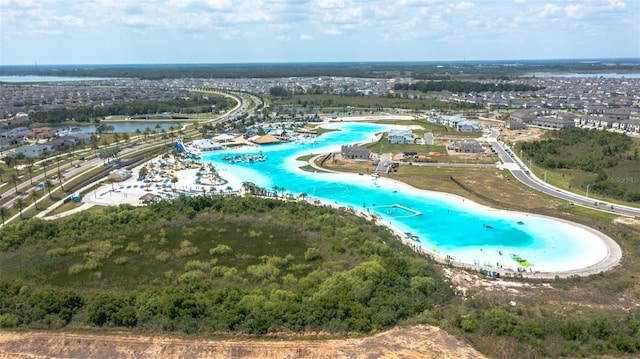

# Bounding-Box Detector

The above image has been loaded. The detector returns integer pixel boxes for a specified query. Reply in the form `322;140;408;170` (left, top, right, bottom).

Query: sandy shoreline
81;123;622;279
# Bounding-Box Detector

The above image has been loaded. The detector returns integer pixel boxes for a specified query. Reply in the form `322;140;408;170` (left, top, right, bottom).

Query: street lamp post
586;183;591;198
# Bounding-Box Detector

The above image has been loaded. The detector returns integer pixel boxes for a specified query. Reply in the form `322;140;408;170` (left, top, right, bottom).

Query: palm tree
170;176;178;196
135;129;142;141
242;181;255;195
41;148;50;163
13;152;26;176
10;173;19;194
14;197;25;219
3;156;14;174
41;161;48;178
27;158;34;185
0;206;8;225
30;190;39;210
57;172;65;192
0;166;4;182
44;179;53;199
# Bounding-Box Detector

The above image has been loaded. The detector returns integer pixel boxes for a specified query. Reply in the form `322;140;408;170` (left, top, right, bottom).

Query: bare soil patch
0;326;485;359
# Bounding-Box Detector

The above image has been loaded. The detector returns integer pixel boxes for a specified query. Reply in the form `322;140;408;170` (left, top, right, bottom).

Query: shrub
113;256;128;265
304;247;321;261
155;251;172;262
68;263;85;275
0;314;21;328
185;260;211;272
460;317;477;332
125;242;141;253
46;247;66;257
176;246;199;257
209;244;232;255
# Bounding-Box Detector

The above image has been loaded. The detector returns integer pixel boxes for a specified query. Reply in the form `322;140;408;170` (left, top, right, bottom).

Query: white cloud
1;0;639;64
449;2;474;10
539;3;562;17
564;4;584;19
604;0;626;10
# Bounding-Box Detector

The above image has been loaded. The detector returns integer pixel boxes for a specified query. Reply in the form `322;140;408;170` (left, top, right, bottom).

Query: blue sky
1;0;638;65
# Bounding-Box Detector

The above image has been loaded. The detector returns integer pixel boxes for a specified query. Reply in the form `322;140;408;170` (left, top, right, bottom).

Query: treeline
0;195;451;334
393;80;542;93
519;128;640;201
446;299;640;357
29;95;234;124
2;61;637;80
520;128;634;171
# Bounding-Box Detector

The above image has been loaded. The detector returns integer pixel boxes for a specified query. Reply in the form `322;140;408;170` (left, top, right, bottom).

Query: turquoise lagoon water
199;122;608;273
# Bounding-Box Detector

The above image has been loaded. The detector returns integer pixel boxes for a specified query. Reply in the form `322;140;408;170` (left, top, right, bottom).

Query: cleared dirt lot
0;326;485;359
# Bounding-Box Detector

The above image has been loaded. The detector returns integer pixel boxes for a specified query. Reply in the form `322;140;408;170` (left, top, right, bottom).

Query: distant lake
529;72;640;79
51;122;184;134
0;75;111;83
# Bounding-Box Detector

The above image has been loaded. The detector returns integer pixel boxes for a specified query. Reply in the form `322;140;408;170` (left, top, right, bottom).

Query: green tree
0;206;8;225
10;173;19;194
44;179;53;199
30;191;39;210
14;197;25;219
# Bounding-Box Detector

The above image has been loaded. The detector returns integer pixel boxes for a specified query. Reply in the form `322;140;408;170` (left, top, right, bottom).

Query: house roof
139;193;162;203
213;133;235;141
249;135;280;144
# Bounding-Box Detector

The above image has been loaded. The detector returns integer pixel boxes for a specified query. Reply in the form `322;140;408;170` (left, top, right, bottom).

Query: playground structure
175;138;200;159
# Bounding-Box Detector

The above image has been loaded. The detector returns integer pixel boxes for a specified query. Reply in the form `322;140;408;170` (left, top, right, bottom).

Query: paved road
487;128;640;217
1;90;249;224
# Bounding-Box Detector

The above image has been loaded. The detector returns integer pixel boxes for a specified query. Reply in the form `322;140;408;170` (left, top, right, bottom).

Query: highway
487;128;640;217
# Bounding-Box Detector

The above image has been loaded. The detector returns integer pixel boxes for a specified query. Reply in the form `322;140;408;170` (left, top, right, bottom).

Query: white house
191;139;222;151
456;120;481;132
388;129;416;144
8;144;56;158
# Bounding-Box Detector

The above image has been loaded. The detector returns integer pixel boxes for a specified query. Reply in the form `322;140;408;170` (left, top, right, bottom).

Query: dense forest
393;80;542;93
519;128;640;202
29;94;234;124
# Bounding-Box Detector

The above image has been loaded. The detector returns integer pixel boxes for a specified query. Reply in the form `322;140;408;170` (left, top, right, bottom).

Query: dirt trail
0;325;485;359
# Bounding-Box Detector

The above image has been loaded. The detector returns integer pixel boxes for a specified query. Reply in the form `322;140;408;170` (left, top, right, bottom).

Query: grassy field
322;159;566;212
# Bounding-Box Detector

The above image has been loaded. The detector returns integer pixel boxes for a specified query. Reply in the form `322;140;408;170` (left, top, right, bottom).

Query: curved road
487;128;640;217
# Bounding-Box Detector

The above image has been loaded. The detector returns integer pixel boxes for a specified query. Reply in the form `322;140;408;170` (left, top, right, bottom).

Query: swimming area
199;122;611;274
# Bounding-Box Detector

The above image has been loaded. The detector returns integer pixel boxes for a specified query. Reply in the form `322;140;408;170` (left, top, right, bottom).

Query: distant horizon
2;1;638;65
2;57;640;69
